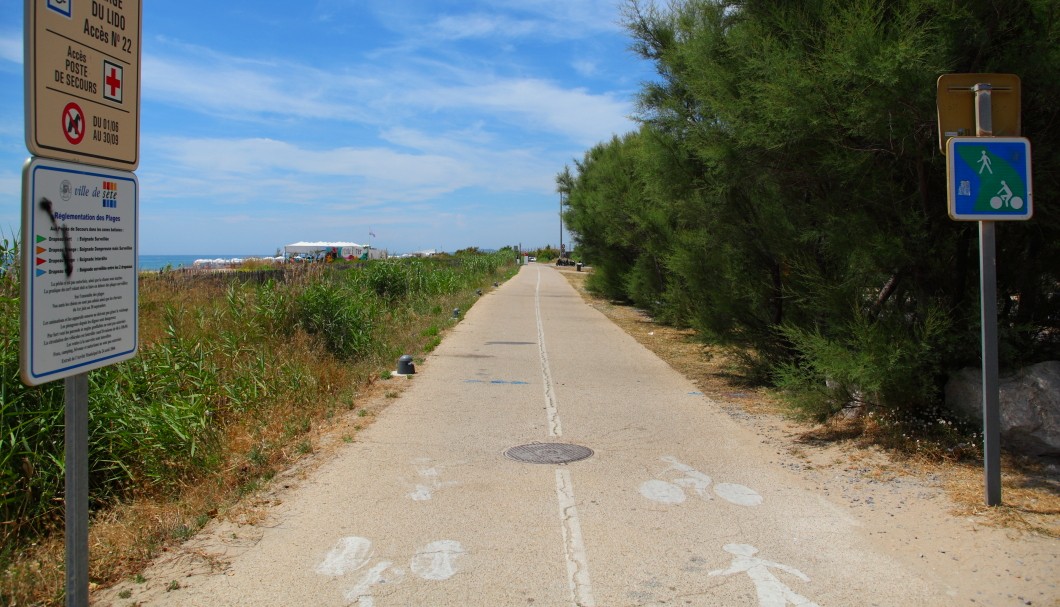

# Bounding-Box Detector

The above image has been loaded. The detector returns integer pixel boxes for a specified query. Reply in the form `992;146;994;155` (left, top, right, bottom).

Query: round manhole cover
504;443;594;465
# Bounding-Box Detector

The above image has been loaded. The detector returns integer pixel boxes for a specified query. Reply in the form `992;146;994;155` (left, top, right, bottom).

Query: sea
138;254;272;271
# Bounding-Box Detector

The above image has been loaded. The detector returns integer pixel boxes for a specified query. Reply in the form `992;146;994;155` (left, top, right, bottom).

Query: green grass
0;249;515;605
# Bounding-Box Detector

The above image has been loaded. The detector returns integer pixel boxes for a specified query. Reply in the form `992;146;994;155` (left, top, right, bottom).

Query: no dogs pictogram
62;102;85;145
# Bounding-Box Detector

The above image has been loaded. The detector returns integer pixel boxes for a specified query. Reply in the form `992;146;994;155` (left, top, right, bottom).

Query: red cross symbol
103;61;123;103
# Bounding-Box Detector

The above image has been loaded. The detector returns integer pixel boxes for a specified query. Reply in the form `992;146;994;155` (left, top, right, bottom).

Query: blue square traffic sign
947;137;1033;221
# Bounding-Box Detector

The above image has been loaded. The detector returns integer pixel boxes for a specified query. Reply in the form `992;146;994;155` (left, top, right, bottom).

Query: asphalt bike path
109;265;957;606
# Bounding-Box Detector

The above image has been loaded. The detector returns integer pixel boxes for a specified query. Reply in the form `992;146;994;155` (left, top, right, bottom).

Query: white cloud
572;59;598;77
141;47;374;122
0;1;644;253
140;134;562;213
156;137;462;177
431;14;540;40
408;78;632;147
0;32;21;64
142;39;636;147
0;169;18;199
490;0;623;35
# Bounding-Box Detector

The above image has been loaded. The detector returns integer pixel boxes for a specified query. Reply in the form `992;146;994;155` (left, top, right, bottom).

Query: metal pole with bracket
972;82;1002;506
939;73;1030;507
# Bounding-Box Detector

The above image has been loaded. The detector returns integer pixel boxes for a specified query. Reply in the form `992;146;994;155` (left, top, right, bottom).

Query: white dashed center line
536;269;596;606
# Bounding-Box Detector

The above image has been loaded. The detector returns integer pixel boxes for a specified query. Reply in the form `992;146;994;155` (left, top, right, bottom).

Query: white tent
283;242;385;260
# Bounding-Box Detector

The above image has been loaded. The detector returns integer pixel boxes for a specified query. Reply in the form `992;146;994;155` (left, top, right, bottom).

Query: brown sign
937;73;1020;154
25;0;142;170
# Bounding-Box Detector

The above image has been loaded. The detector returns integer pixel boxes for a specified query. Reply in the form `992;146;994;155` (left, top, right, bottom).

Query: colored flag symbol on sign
103;181;118;208
37;257;46;266
37;246;46;255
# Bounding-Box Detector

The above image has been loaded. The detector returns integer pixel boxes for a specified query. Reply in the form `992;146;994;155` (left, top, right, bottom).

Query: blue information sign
947;137;1032;221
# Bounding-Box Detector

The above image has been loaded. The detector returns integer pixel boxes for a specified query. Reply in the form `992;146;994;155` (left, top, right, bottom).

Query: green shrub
362;261;411;300
776;307;951;423
296;280;378;360
0;248;515;583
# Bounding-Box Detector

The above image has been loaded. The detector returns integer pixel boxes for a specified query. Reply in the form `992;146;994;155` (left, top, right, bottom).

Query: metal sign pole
978;222;1002;505
22;1;141;598
973;83;1002;506
65;373;89;607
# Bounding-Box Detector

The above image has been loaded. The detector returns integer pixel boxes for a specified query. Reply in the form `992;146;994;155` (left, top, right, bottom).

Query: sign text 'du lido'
25;0;142;170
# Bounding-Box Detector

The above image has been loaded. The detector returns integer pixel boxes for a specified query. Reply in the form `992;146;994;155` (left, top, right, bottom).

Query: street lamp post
559;191;564;255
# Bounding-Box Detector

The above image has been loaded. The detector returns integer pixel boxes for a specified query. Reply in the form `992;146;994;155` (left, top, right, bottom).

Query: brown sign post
936;73;1020;153
25;0;142;170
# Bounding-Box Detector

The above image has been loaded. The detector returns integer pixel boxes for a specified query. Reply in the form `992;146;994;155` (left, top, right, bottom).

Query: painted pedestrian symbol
709;544;821;607
948;138;1032;219
62;102;85;145
977;150;992;174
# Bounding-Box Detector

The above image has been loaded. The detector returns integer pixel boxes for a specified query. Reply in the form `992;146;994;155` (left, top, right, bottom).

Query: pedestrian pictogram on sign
103;61;123;104
947;137;1032;221
62;102;85;145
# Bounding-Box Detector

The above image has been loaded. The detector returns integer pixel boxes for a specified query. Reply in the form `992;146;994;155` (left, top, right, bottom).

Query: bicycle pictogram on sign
947;137;1032;221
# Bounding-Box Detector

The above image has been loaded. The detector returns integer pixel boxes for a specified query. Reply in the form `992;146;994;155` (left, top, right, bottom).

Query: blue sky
1;1;652;255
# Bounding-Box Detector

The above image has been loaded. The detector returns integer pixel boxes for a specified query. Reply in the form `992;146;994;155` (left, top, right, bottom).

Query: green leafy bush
296;280;378;361
775;307;950;422
562;0;1060;421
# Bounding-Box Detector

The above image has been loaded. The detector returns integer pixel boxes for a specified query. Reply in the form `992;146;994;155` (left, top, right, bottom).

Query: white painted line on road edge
536;270;563;437
556;469;596;607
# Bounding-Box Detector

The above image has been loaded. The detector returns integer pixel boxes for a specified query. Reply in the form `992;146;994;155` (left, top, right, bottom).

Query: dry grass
3;264;501;605
938;457;1060;537
558;267;1060;538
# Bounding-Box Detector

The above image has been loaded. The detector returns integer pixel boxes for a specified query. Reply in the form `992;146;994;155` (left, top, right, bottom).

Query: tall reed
1;249;515;604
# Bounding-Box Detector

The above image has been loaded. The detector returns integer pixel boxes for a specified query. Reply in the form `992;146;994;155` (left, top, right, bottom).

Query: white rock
945;361;1060;457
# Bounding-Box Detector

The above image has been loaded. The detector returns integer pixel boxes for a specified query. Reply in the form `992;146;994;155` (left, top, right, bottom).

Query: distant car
528;256;536;262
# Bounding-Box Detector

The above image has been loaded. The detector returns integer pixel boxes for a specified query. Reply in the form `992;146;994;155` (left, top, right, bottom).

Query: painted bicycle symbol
990;180;1024;210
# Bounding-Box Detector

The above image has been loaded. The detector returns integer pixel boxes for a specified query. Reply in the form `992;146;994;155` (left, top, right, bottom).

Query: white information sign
20;157;138;386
